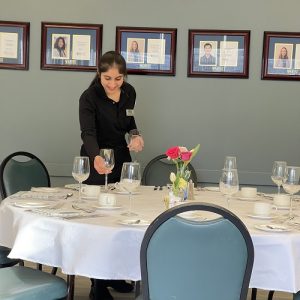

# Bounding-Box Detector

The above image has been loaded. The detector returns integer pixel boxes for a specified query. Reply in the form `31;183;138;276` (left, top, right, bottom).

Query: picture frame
41;22;102;71
0;21;30;70
116;26;177;76
262;31;300;81
188;30;250;78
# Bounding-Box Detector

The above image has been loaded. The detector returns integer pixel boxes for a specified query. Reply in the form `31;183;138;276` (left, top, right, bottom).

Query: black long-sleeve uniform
79;79;138;184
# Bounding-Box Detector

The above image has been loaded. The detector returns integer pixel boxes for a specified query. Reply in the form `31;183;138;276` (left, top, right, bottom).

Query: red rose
166;146;180;159
181;151;192;161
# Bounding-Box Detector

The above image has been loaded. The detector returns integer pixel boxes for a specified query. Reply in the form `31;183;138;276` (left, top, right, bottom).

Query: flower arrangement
165;144;200;198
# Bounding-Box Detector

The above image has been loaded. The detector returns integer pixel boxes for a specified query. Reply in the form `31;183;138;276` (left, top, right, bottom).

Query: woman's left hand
128;135;144;152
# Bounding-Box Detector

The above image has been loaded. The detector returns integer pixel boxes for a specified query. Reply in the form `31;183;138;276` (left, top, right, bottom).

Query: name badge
126;109;134;116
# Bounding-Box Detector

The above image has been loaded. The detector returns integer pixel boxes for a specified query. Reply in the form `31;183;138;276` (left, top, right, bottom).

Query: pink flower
166;146;180;159
181;151;192;161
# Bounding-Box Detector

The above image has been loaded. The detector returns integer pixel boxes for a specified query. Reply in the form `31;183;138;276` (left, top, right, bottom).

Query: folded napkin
9;191;68;200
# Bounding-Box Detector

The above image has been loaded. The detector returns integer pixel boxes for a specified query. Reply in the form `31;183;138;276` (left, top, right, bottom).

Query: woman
79;51;144;300
53;37;67;58
128;40;141;62
275;46;290;68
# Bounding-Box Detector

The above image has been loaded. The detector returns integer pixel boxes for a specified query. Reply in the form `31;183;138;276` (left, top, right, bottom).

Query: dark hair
90;51;127;87
278;47;288;59
54;37;66;50
130;41;139;53
204;43;212;49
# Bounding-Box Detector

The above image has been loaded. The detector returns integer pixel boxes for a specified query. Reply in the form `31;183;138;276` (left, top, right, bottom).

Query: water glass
223;156;237;170
271;161;287;194
99;149;115;192
219;168;239;208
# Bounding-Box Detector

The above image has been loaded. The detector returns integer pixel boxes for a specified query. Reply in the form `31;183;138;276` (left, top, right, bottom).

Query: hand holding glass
99;149;115;192
282;166;300;219
120;162;141;216
72;156;90;203
219;169;239;208
271;161;287;194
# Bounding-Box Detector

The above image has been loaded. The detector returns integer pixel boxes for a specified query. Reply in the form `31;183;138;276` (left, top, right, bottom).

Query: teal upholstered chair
0;151;50;199
139;202;254;300
141;154;198;187
0;266;68;300
0;151;53;272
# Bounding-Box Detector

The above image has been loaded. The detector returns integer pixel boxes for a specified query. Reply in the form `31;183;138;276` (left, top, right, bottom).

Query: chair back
140;203;254;300
0;151;50;199
142;154;197;187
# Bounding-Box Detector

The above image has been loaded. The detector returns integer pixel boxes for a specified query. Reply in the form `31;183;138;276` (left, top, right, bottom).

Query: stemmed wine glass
219;169;239;209
120;162;141;216
99;149;115;192
72;156;90;203
223;156;237;170
128;130;141;162
282;166;300;219
271;161;287;194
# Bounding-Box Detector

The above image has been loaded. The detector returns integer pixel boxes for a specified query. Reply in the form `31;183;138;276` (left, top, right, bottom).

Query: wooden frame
0;21;30;70
41;22;102;71
262;31;300;81
188;29;250;78
116;26;177;76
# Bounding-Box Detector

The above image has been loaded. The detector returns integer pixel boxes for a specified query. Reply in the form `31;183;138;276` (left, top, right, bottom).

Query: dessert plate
247;214;275;220
118;219;150;226
13;201;54;208
254;224;291;232
31;187;61;193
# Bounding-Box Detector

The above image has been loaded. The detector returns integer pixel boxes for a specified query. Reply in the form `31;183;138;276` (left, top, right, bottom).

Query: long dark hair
89;51;127;87
54;37;66;50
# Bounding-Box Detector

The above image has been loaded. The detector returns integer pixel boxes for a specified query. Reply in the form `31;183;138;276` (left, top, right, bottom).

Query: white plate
31;187;61;193
92;204;121;210
179;211;207;221
254;224;291;232
203;187;219;192
82;196;98;200
237;197;259;202
275;206;290;210
13;201;54;208
247;214;275;220
118;219;150;226
65;184;80;191
116;191;140;195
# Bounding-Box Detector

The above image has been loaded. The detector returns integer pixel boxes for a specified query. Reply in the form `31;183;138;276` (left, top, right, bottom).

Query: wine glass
282;166;300;219
120;162;141;216
219;168;239;209
99;149;115;192
72;156;90;203
128;130;141;162
223;156;237;170
271;161;287;194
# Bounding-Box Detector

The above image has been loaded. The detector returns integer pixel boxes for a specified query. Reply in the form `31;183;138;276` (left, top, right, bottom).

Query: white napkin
9;191;68;200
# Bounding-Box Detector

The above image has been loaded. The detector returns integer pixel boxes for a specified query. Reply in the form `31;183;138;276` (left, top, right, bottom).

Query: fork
72;204;96;213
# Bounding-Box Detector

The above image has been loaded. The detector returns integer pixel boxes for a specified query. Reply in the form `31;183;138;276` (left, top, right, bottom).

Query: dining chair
139;202;254;300
141;154;198;187
0;265;68;299
0;151;55;273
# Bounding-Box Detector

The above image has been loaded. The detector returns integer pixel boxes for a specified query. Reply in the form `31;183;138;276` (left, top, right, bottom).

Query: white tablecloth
0;186;300;293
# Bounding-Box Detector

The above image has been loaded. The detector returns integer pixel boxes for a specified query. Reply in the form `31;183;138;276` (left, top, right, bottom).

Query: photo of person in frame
51;34;70;59
199;41;217;66
274;43;293;69
126;38;145;63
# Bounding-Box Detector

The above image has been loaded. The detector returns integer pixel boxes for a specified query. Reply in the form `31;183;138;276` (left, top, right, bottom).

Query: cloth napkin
9;191;68;200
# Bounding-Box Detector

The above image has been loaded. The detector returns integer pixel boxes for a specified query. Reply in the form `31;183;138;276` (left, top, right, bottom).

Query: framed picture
262;31;300;81
41;22;102;71
0;21;30;70
116;26;177;76
188;30;250;78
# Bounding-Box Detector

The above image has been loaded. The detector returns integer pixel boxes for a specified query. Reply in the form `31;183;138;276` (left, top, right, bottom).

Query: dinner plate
13;201;54;208
92;204;122;210
117;219;150;226
82;196;98;200
31;187;61;193
275;206;290;210
237;196;259;202
202;187;219;192
65;184;80;191
179;211;207;221
254;224;291;232
115;191;140;195
247;214;275;220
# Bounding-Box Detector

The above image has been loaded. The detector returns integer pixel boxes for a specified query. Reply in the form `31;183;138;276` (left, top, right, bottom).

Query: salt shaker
188;180;195;200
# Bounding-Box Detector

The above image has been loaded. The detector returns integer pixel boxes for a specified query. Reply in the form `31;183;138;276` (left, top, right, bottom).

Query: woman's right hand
94;155;112;175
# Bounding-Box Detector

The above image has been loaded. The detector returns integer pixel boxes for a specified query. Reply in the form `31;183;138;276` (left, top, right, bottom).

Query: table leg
67;275;75;300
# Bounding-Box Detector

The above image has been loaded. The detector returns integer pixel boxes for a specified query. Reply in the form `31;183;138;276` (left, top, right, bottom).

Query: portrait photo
199;41;217;66
126;38;145;63
219;41;239;67
51;34;70;59
273;43;293;69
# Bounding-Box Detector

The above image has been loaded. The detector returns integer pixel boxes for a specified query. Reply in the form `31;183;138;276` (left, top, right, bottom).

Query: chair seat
0;266;67;300
0;246;20;267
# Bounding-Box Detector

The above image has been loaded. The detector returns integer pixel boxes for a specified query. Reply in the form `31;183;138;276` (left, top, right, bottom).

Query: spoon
65;193;73;199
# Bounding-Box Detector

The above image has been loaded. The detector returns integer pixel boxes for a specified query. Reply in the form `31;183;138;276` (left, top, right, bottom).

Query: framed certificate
41;22;102;71
0;21;30;70
262;31;300;81
188;30;250;78
116;26;177;76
